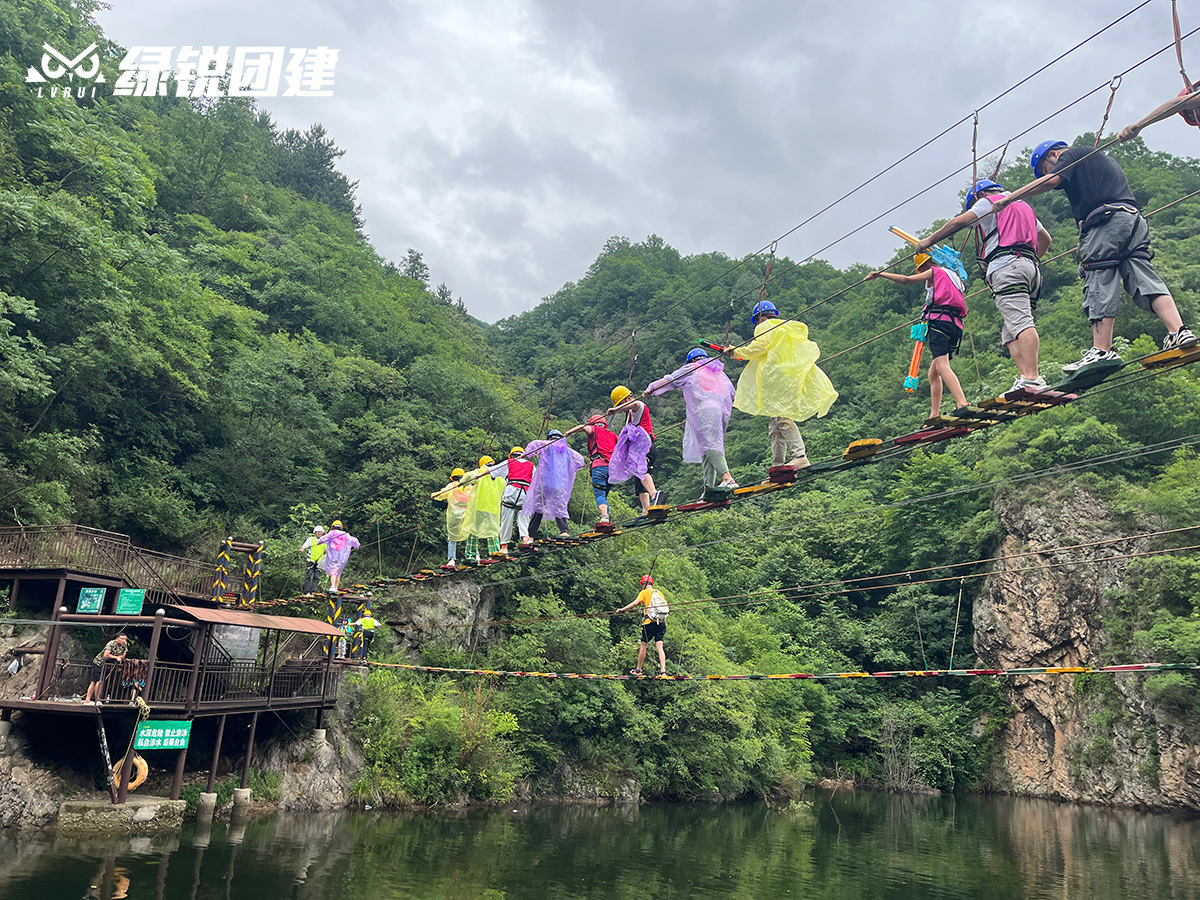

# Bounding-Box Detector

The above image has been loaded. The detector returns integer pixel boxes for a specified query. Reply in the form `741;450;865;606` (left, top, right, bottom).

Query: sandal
629;668;644;676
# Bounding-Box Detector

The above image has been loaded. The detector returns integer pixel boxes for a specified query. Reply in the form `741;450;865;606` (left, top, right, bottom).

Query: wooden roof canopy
167;605;343;637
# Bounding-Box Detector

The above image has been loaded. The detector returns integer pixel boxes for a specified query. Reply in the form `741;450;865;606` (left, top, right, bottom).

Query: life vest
923;267;967;328
627;403;655;441
506;459;534;488
587;426;618;467
975;192;1039;266
309;539;326;564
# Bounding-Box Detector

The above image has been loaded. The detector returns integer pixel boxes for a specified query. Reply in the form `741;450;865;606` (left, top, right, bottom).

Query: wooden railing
0;525;212;602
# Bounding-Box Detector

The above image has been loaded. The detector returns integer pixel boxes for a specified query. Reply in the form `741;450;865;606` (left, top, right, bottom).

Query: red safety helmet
1179;84;1200;128
588;414;607;426
640;575;654;586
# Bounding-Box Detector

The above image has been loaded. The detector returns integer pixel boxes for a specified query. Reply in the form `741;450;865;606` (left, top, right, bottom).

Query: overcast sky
95;0;1200;323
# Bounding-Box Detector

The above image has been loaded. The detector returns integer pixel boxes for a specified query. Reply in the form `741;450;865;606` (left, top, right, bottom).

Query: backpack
647;590;669;623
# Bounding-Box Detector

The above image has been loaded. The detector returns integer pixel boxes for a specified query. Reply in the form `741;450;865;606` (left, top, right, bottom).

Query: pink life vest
924;267;967;327
976;192;1039;262
506;459;534;488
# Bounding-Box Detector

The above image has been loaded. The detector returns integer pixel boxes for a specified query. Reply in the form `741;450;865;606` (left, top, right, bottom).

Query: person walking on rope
726;301;838;480
461;456;506;562
432;467;472;569
615;574;669;677
645;348;738;495
298;525;327;594
993;141;1196;370
915;180;1053;392
609;386;664;515
566;416;618;524
317;520;360;593
493;446;534;552
524;429;585;538
867;254;970;418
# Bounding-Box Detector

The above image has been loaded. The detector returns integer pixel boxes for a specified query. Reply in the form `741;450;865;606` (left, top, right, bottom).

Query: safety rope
949;578;965;671
627;332;638;386
365;658;1200;682
1095;75;1122;147
1175;0;1191;89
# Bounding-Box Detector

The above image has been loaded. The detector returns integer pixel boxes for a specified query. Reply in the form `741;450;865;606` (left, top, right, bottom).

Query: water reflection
0;793;1196;900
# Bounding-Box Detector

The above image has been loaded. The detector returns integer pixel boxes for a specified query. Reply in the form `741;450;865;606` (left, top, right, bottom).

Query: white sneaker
1163;327;1198;351
1062;347;1121;373
1010;374;1049;393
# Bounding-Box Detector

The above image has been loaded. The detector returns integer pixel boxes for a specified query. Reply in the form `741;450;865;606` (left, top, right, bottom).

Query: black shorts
641;620;666;643
90;664;103;683
634;442;658;495
927;320;963;360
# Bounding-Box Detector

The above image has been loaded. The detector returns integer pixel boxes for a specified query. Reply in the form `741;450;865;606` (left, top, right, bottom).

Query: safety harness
1077;203;1153;274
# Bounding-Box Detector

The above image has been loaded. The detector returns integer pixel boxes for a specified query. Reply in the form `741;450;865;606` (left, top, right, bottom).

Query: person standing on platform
352;610;378;660
317;520;360;593
298;525;327;594
866;254;970;418
615;574;669;677
494;446;535;552
728;301;838;478
566;416;617;524
608;386;663;515
86;633;128;703
432;468;471;568
993;140;1196;370
645;348;738;494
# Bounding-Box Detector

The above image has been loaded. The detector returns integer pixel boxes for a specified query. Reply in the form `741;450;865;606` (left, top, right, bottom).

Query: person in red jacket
566;415;617;524
494;446;535;552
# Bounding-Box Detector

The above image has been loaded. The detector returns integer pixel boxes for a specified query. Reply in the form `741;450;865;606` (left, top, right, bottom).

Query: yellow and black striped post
241;542;264;608
349;599;367;659
325;593;343;658
211;539;232;601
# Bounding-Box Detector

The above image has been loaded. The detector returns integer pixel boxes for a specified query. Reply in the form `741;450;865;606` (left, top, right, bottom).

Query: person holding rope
867;253;970;418
524;429;585;538
317;520;360;593
298;525;328;594
645;348;738;495
431;467;471;568
994;141;1196;370
566;416;617;524
725;301;838;480
615;574;669;677
461;456;506;562
493;446;534;553
1118;85;1200;143
915;180;1053;392
608;386;664;515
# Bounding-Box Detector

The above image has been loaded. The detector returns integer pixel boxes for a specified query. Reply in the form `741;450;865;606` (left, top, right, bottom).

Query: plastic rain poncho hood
608;423;652;483
646;358;735;463
463;465;505;538
732;320;838;420
317;528;360;574
525;439;585;518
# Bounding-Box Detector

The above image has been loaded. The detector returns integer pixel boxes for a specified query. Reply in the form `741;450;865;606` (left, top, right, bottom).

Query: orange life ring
112;753;149;791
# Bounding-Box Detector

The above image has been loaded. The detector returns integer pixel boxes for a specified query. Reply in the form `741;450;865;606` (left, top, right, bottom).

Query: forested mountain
3;1;1199;804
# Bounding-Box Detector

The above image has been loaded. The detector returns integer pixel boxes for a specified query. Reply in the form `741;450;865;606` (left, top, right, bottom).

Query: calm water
2;791;1198;900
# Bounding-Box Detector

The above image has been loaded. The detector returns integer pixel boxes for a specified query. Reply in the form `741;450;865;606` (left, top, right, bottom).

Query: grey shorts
986;256;1040;345
1079;210;1169;321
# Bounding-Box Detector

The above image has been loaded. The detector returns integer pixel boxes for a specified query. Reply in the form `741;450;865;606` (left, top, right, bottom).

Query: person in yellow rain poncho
462;455;506;563
730;300;838;474
431;468;472;569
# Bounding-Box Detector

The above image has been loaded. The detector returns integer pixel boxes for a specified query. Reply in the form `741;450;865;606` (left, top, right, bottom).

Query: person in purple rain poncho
645;348;738;494
524;429;585;538
317;519;360;593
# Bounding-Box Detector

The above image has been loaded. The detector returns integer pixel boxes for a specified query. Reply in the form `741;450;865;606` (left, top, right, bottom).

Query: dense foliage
3;1;1198;804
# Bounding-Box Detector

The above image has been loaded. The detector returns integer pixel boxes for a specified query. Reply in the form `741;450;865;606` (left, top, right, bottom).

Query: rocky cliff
974;484;1200;811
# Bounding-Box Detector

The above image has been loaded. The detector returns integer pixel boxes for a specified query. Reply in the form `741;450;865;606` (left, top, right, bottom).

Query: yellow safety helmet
509;446;524;457
451;468;465;479
332;519;343;528
610;385;632;405
913;253;932;270
479;455;495;467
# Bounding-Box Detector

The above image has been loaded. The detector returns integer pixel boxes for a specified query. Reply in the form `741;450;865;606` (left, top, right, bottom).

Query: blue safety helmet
964;179;1003;211
1030;140;1068;178
686;348;709;363
547;429;563;439
751;300;778;323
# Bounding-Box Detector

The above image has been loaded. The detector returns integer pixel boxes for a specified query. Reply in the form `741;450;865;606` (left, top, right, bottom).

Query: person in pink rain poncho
524;429;585;538
645;348;738;494
317;520;360;593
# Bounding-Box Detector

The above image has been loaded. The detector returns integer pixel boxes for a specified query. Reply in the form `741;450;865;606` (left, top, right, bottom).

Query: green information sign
115;588;146;615
134;721;192;751
76;587;105;614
